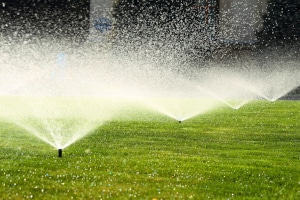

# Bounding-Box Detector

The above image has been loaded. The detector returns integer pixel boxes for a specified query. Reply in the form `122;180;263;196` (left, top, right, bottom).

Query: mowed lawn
0;100;299;199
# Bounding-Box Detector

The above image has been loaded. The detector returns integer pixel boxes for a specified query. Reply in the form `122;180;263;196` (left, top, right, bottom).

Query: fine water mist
0;32;299;151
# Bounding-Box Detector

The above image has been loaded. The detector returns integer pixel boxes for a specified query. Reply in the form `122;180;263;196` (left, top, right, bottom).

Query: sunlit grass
0;100;299;199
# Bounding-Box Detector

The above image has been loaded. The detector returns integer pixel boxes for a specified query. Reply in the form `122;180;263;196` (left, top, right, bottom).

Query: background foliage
257;0;300;45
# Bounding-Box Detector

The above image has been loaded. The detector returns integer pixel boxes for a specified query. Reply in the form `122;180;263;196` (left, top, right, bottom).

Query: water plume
0;31;299;151
0;96;119;149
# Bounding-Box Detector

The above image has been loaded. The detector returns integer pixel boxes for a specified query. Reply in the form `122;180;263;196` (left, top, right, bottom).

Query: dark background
0;0;90;40
0;0;204;41
0;0;299;45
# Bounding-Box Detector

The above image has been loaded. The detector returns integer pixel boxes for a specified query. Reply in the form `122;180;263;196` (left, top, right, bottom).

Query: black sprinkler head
178;120;182;123
58;149;63;157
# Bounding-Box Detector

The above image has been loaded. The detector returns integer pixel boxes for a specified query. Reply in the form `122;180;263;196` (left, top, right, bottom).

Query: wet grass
0;100;299;199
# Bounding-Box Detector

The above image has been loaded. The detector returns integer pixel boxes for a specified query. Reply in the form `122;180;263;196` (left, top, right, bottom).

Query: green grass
0;100;299;199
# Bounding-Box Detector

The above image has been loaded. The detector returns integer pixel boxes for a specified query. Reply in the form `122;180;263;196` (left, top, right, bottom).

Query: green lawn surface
0;100;299;199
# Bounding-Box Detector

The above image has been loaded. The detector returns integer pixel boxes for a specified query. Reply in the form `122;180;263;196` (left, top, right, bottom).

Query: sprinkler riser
58;149;62;157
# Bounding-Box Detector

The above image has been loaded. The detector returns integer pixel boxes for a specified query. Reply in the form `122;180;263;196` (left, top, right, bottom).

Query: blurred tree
257;0;300;45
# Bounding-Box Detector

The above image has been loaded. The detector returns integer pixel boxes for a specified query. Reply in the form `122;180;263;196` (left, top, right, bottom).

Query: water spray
58;149;63;157
55;52;66;79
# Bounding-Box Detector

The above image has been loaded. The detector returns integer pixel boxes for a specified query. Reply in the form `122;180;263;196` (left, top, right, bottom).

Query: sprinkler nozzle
178;120;182;123
58;149;62;157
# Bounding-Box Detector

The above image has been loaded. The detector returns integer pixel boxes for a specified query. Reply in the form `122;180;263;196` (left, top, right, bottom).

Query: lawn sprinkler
178;120;182;123
58;149;63;157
